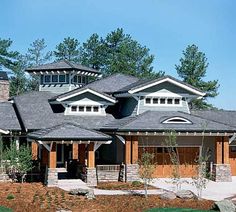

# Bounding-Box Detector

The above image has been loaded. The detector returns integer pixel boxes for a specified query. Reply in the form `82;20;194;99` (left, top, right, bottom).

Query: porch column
213;136;231;182
125;136;131;164
87;143;95;168
78;144;86;164
86;143;96;186
31;141;38;160
45;142;58;187
125;136;139;182
131;136;138;164
49;142;56;168
72;143;78;160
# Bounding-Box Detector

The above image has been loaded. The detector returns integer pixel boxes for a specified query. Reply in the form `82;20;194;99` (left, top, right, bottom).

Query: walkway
150;177;236;201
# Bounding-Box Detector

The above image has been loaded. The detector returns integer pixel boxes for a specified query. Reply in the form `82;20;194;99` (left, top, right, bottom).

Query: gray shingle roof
0;102;21;131
84;73;139;93
191;110;236;128
25;60;100;74
102;111;236;132
114;75;205;95
13;91;115;131
27;123;111;141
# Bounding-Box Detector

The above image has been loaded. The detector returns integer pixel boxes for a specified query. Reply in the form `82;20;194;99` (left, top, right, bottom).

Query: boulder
160;191;177;200
214;200;236;212
69;188;95;199
176;190;197;199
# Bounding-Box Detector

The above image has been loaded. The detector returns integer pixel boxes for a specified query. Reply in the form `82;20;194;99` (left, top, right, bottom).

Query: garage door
138;147;199;177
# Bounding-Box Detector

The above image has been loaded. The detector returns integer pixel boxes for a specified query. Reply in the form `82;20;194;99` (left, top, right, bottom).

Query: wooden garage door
138;147;199;177
230;146;236;176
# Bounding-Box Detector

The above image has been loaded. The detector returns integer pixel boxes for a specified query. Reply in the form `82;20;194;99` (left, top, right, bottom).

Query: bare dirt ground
0;182;214;212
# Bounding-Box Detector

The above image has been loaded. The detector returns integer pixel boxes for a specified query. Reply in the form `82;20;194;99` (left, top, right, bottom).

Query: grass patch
0;206;13;212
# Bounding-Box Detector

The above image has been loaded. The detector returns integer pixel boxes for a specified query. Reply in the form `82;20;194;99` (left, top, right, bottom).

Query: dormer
25;60;101;94
49;87;116;116
114;75;205;116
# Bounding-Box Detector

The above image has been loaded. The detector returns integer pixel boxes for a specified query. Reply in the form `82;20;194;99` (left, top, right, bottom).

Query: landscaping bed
0;182;214;212
96;181;156;190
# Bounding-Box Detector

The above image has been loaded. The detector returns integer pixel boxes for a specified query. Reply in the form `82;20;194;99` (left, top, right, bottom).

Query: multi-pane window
144;97;181;106
43;74;66;84
70;105;100;113
73;75;87;84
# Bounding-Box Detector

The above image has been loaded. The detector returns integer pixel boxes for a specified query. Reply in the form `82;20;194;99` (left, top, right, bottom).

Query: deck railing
96;164;121;171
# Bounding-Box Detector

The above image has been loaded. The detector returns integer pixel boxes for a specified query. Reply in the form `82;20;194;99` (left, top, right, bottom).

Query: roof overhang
56;88;116;104
128;77;206;97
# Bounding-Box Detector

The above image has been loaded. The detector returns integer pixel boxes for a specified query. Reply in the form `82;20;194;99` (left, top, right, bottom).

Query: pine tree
175;44;219;109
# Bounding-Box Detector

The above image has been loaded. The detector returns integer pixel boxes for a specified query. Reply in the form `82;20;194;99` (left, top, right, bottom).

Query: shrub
132;181;142;187
0;206;12;212
6;194;15;200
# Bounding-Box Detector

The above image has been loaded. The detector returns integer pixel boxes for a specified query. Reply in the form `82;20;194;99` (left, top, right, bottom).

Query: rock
214;200;236;212
69;188;95;199
159;191;176;200
176;190;197;199
56;210;72;212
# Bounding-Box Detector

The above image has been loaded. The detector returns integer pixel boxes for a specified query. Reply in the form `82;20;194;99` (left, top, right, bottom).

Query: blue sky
1;0;235;109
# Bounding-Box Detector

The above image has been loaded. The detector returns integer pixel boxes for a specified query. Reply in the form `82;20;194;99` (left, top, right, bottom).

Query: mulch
0;182;214;212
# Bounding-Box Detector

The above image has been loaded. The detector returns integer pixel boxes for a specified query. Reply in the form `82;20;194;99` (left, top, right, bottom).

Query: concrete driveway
150;177;236;201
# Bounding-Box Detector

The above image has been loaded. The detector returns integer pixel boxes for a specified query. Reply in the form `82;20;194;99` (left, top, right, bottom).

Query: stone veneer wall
125;164;139;182
0;80;9;101
86;168;97;186
97;170;120;182
45;168;58;187
213;164;232;182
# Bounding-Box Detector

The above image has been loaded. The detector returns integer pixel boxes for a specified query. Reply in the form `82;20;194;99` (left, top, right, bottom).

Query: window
167;98;173;104
71;106;77;112
163;117;192;124
59;75;66;83
145;98;151;104
44;75;51;83
230;146;236;153
144;97;181;106
160;98;166;104
93;106;99;112
174;99;180;104
78;106;84;112
153;98;158;104
73;75;87;84
52;75;58;82
43;74;66;84
86;106;92;112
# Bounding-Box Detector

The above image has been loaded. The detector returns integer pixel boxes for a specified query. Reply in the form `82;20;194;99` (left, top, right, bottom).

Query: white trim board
57;88;116;103
128;77;206;96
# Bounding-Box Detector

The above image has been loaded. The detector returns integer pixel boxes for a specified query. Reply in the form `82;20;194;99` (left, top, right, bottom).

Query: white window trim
144;97;182;106
163;117;192;124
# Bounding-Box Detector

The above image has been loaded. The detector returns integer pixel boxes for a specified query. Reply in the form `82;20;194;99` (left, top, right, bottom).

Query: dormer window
163;117;192;124
70;105;100;114
144;97;182;106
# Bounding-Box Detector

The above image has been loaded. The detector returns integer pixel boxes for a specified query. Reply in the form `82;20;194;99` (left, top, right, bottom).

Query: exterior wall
0;80;9;101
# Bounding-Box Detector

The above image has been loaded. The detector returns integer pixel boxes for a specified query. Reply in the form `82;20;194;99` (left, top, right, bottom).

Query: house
0;60;236;186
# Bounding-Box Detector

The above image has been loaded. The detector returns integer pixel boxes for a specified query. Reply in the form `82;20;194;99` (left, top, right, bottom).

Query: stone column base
45;168;58;187
125;164;139;182
86;168;97;187
212;164;232;182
